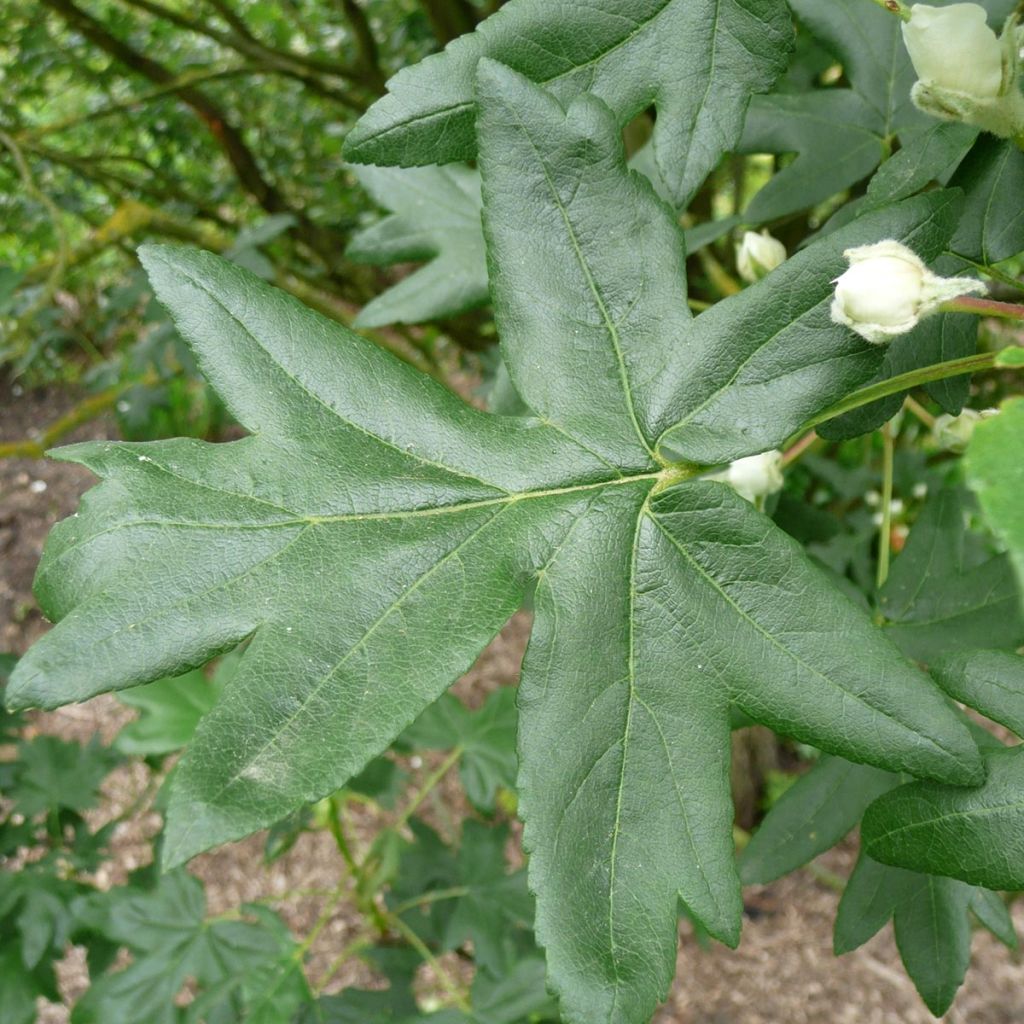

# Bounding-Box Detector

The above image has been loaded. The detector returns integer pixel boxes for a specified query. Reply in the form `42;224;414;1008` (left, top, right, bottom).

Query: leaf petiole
796;351;1007;437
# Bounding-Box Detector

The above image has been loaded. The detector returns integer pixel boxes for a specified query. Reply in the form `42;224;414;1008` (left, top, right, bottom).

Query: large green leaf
966;397;1024;598
863;747;1024;892
343;0;795;208
8;68;984;1024
346;164;489;328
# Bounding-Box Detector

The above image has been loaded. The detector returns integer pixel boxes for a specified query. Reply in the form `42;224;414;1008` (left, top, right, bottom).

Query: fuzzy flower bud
721;451;784;505
830;240;986;345
736;230;787;284
932;407;999;452
902;5;1024;138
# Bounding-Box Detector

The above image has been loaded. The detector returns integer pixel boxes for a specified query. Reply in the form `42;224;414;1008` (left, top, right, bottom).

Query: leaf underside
8;65;984;1024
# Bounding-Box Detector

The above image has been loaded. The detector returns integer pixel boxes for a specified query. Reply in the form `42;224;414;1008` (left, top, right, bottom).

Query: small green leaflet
343;0;795;209
115;651;239;757
738;755;897;885
878;487;1024;662
863;747;1024;892
966;398;1024;600
8;67;985;1024
346;164;489;328
834;855;986;1016
391;820;534;976
931;648;1024;739
401;688;517;812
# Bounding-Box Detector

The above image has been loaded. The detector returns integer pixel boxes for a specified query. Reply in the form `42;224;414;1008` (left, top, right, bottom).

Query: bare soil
3;374;1023;1023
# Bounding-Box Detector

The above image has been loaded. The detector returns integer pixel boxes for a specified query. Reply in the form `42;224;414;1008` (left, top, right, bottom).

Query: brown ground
3;374;1023;1024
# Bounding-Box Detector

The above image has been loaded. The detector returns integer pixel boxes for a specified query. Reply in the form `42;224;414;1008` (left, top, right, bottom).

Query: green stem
798;351;1000;435
939;296;1024;320
876;420;895;591
392;915;472;1013
392;886;470;916
868;0;911;19
394;746;463;832
903;394;936;430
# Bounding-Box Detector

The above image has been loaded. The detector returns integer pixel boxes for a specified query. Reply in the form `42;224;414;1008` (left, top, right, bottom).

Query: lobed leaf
343;0;794;209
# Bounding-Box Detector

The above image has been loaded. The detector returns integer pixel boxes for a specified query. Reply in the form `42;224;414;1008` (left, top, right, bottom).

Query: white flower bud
721;451;784;504
902;5;1024;138
736;230;787;284
903;4;1004;100
932;407;999;452
830;240;986;344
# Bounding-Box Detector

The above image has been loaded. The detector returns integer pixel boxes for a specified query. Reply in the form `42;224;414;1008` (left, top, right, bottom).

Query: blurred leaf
966;397;1024;600
403;688;517;812
73;871;310;1024
6;737;117;818
880;488;1024;661
347;165;489;327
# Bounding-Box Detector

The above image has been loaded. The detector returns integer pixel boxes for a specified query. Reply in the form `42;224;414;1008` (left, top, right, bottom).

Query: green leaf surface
8;69;985;1024
738;755;897;885
932;648;1024;738
786;0;923;137
949;137;1024;264
344;0;794;208
834;854;974;1016
880;488;1024;662
442;822;534;974
346;164;489;328
739;91;885;224
403;688;517;811
864;747;1024;892
866;122;978;207
966;398;1024;599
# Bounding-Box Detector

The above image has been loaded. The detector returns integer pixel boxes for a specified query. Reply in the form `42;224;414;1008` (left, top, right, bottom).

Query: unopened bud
902;5;1024;138
932;407;999;452
736;230;787;284
830;240;986;344
721;451;784;505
